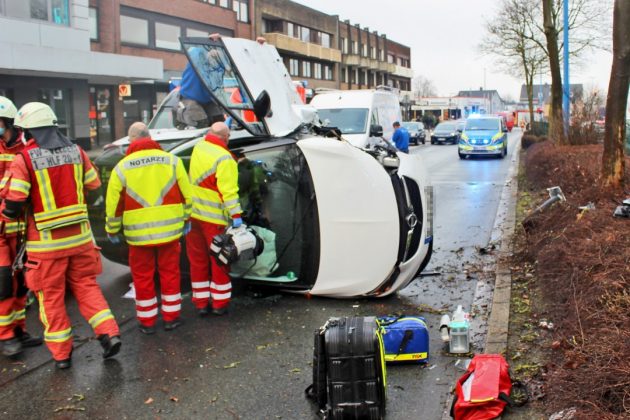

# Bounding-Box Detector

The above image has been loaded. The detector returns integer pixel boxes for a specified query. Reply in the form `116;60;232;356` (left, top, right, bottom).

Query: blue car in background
458;116;508;159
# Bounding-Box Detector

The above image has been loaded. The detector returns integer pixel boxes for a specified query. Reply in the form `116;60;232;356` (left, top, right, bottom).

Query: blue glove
108;234;121;244
232;217;243;228
183;221;192;235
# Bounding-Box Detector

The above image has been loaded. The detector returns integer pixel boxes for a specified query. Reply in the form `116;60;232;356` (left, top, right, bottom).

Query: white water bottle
449;305;470;354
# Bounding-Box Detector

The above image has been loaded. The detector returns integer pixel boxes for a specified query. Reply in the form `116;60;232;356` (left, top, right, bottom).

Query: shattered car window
182;39;264;134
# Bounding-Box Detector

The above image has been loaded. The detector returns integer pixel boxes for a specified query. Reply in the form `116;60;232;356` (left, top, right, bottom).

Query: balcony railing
263;32;341;62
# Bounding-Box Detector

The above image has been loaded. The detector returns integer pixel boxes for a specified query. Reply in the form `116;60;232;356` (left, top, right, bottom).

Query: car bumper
458;143;503;154
431;136;457;143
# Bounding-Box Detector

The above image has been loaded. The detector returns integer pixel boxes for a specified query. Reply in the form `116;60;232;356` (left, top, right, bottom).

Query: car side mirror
370;124;383;137
253;90;271;121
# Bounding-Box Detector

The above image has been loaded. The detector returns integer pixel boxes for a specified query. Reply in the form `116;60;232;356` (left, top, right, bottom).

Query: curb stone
441;132;523;420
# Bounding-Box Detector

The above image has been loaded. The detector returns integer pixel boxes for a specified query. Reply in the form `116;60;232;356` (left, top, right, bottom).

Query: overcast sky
293;0;614;100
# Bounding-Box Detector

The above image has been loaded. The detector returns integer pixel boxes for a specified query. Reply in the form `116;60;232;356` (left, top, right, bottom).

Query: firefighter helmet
0;96;17;119
14;102;58;129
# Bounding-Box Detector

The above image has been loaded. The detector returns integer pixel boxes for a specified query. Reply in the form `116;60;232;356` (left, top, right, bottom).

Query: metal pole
562;0;570;135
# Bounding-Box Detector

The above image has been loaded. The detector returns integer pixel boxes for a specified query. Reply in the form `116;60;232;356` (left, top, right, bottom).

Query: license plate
438;138;445;141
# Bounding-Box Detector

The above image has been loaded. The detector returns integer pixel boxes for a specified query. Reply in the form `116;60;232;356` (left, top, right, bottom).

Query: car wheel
431;140;435;145
458;152;466;159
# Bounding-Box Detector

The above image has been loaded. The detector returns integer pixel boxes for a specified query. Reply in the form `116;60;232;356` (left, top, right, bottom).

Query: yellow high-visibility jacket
188;135;241;226
106;145;192;246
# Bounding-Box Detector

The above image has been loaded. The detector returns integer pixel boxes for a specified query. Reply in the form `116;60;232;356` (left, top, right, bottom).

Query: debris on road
613;198;630;218
144;397;154;405
223;362;241;369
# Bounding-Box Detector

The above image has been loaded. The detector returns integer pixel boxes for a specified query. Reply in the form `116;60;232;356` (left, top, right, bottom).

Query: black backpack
306;317;387;419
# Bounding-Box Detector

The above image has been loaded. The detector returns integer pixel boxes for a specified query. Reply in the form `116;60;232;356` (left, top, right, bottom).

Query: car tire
431;140;435;145
458;152;466;159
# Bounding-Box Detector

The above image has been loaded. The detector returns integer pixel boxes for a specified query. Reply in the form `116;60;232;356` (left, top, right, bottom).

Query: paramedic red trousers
186;219;231;310
128;240;182;327
0;236;26;340
25;248;119;361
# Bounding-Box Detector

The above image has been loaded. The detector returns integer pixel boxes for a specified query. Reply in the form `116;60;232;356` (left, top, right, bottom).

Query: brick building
254;0;413;99
0;0;411;146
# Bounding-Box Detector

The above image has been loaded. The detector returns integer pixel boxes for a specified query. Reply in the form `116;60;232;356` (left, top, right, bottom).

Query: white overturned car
91;36;433;298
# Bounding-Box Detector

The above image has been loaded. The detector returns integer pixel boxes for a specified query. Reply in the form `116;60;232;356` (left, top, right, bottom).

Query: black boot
164;318;183;331
98;335;122;359
55;358;72;369
0;337;22;357
14;327;43;347
198;305;210;317
212;306;228;316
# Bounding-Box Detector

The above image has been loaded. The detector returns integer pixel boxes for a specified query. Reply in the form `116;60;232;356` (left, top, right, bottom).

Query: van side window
371;109;379;126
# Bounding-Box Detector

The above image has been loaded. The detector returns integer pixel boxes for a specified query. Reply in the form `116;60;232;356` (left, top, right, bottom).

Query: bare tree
412;75;437;98
542;0;567;144
602;0;630;188
534;0;610;143
481;0;547;131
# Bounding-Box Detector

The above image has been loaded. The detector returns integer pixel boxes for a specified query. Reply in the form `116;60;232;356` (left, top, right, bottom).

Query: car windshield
149;105;175;129
465;118;500;131
318;108;369;134
435;122;456;132
181;38;265;136
402;122;419;130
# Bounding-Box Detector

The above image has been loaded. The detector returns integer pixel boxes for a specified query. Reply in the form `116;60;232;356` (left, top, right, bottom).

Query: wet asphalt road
0;130;521;419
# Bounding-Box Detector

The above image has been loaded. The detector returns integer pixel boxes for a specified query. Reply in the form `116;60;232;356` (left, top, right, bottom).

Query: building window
387;53;394;64
289;58;299;76
15;0;70;26
120;15;149;45
359;70;365;85
232;0;248;23
397;57;403;66
155;22;180;50
220;0;229;7
313;63;322;79
370;47;376;59
187;28;208;37
287;22;294;37
352;41;358;54
341;67;347;83
200;0;217;3
38;88;72;136
341;38;348;54
300;27;310;43
302;61;311;78
321;32;330;48
89;7;98;41
379;49;384;61
324;65;333;81
362;44;368;57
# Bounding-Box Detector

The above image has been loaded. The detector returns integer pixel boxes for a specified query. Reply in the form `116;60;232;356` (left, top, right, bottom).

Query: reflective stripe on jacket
0;138;25;237
188;136;241;226
105;148;192;246
19;143;90;231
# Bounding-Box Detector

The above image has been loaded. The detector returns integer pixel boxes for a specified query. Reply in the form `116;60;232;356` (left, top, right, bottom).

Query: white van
310;88;402;149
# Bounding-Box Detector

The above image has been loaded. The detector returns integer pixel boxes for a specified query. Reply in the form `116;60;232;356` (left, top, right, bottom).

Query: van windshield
317;108;368;134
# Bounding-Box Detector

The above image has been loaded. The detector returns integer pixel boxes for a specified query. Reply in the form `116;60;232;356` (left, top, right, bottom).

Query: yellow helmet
14;102;58;129
0;96;17;119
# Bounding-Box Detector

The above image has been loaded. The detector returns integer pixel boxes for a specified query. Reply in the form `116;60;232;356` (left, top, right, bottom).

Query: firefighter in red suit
2;102;120;369
0;96;42;357
105;122;192;334
187;121;242;316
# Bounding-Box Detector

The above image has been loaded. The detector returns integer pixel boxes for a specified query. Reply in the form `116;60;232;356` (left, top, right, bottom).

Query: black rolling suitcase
306;317;387;419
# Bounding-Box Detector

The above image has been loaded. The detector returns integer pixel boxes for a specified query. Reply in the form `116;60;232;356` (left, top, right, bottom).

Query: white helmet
14;102;58;129
0;96;17;120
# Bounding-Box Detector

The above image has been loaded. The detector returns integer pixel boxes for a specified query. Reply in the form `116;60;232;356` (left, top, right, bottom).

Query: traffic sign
118;84;131;97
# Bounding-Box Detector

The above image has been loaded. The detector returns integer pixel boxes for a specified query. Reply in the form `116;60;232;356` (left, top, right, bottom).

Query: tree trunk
602;0;630;188
543;0;566;144
526;73;535;131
